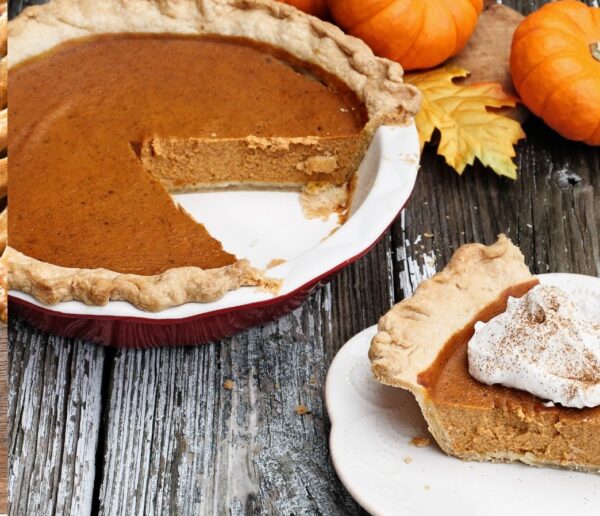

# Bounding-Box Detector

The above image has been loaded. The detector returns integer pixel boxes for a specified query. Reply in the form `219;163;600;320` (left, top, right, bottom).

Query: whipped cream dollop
467;285;600;408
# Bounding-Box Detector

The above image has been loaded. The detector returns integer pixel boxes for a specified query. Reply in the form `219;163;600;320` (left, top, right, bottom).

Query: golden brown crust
0;157;5;199
8;0;420;311
0;108;6;151
0;59;5;108
6;247;280;312
0;257;5;323
0;209;5;253
370;235;533;392
0;3;6;322
453;450;600;474
0;7;5;63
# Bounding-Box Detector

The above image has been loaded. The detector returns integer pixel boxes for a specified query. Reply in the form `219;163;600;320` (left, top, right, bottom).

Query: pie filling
137;134;361;192
9;34;367;276
419;281;600;467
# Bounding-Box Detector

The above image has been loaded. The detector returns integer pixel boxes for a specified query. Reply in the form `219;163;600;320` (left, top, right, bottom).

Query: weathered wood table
8;1;600;514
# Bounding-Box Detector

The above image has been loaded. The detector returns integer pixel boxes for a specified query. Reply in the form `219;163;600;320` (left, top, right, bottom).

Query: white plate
326;273;600;516
10;124;420;320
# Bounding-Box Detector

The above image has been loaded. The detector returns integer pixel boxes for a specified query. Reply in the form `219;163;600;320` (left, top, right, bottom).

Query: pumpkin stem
592;42;600;62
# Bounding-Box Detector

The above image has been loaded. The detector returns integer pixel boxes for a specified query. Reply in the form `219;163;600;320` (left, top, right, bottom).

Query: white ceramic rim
10;123;421;321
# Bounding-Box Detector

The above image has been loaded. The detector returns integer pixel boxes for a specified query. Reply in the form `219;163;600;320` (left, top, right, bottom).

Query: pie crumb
300;182;348;220
295;404;311;416
267;258;286;269
404;457;413;464
223;379;235;390
411;436;431;448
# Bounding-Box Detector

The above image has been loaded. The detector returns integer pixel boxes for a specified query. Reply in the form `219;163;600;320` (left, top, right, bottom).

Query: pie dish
7;0;420;312
370;236;600;473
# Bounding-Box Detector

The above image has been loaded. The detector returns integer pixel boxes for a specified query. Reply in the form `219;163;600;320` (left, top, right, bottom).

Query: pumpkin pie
6;0;420;311
370;236;600;473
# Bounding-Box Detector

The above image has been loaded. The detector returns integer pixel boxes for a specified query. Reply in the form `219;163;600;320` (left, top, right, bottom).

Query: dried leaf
223;379;235;390
405;66;525;179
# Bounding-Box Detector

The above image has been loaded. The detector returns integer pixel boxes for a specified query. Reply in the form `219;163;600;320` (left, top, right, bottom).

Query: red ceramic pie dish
10;125;420;347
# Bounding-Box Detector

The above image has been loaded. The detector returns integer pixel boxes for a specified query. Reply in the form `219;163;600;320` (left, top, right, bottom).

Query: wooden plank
96;254;393;515
8;321;105;515
398;118;600;284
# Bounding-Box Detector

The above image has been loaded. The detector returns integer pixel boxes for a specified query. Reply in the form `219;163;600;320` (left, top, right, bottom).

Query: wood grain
97;291;369;515
7;1;600;515
8;321;105;515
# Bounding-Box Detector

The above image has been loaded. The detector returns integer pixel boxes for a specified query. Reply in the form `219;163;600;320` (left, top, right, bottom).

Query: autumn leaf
405;66;525;179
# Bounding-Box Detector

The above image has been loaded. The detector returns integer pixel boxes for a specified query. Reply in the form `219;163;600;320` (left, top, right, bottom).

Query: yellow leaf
405;66;525;179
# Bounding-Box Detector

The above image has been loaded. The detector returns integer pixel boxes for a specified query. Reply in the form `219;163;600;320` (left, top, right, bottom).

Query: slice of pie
370;236;600;473
7;0;420;311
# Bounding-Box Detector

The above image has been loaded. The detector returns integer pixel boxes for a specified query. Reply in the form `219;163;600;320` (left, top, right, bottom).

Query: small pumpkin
278;0;328;18
510;0;600;145
327;0;484;71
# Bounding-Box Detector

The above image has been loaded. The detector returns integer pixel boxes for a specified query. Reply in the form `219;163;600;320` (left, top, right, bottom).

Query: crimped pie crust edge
369;235;534;393
6;247;280;312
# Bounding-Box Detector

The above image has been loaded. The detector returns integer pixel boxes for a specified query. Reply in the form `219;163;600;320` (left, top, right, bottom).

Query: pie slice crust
7;0;420;311
370;235;600;473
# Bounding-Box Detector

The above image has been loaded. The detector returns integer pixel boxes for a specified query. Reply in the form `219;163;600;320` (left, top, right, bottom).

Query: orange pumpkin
327;0;484;71
278;0;328;18
510;1;600;145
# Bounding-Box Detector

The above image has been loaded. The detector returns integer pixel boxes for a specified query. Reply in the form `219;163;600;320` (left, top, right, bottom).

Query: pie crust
6;247;277;312
0;1;6;322
7;0;420;311
370;235;600;473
